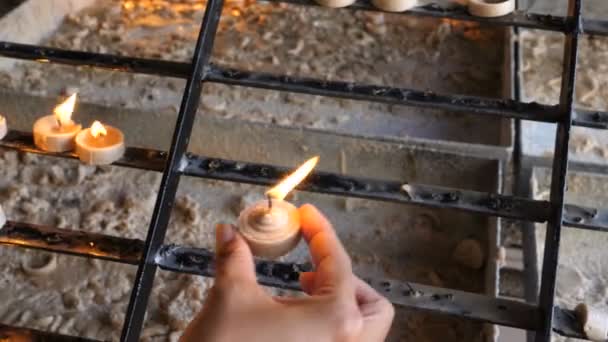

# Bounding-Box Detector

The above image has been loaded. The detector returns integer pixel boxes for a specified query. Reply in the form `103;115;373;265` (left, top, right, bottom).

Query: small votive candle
237;156;319;258
75;120;125;165
33;94;82;152
0;115;7;140
238;199;301;259
371;0;417;12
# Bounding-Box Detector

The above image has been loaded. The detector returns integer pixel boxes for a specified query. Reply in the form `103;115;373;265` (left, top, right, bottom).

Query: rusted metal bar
156;243;539;330
0;221;142;264
0;130;553;223
0;220;595;338
536;0;582;340
0;323;98;341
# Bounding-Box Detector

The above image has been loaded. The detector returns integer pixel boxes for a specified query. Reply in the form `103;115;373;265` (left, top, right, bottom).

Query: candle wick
56;118;62;128
267;195;273;211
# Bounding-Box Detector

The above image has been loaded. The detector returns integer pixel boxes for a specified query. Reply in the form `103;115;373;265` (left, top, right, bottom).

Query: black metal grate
0;0;603;341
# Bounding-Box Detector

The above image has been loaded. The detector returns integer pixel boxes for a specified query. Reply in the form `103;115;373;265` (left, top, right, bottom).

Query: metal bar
0;221;143;264
0;220;593;338
205;65;561;123
563;204;608;232
155;243;539;330
156;244;309;290
0;41;190;78
0;42;559;124
0;131;553;223
582;18;608;36
10;127;608;233
0;130;167;172
0;323;98;342
5;198;605;258
0;222;538;332
573;109;608;129
553;307;586;339
368;278;539;331
535;0;582;340
120;0;224;339
6;42;608;129
182;155;551;222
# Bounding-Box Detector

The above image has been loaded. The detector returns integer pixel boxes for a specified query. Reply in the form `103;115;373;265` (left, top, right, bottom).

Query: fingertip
299;271;316;294
298;204;333;241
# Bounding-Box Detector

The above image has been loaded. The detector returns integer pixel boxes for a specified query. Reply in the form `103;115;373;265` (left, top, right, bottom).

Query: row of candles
318;0;514;17
0;94;125;165
0;93;319;258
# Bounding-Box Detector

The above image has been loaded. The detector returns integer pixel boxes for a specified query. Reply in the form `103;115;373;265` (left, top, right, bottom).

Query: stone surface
0;0;95;70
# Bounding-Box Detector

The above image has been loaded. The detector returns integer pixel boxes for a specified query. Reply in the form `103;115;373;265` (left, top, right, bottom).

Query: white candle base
75;125;125;165
0;116;7;140
314;0;356;8
576;303;608;341
0;205;6;229
33;115;82;152
238;199;301;258
371;0;417;12
468;0;515;18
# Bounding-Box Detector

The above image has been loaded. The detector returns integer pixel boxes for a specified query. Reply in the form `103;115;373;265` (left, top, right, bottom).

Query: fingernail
217;223;235;246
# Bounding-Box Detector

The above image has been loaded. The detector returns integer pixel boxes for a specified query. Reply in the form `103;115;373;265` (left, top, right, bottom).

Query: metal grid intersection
0;0;599;341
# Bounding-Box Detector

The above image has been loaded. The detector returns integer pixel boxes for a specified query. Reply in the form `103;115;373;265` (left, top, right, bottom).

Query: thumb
214;223;257;285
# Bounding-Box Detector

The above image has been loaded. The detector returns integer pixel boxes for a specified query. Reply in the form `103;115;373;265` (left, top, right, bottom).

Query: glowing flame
54;93;77;127
90;121;107;138
123;1;135;10
266;156;319;200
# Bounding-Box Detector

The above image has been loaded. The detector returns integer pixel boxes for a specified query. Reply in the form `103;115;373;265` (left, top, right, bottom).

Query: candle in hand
33;94;82;152
238;156;319;258
75;120;125;165
0;115;7;140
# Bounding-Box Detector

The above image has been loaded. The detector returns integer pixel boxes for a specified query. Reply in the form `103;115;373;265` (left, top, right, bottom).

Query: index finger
299;204;352;284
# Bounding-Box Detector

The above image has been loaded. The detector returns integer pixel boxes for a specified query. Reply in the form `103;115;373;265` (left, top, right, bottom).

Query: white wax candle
0;115;7;140
75;121;125;165
468;0;514;18
238;199;301;258
371;0;417;12
314;0;355;8
33;116;82;152
33;94;82;152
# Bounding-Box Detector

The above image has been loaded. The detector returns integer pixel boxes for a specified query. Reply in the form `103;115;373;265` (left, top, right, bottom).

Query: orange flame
54;93;77;127
266;156;319;200
90;121;107;138
123;1;135;10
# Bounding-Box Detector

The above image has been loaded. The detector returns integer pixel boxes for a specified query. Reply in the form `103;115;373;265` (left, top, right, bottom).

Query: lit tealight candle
371;0;417;12
0;115;7;140
33;94;82;152
313;0;355;8
238;156;319;259
75;120;125;165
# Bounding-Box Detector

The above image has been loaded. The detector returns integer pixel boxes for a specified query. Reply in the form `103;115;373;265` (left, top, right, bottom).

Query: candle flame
54;93;77;127
266;156;319;200
90;121;107;138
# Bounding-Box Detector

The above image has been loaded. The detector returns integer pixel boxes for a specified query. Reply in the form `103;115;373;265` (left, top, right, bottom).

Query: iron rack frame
0;0;602;341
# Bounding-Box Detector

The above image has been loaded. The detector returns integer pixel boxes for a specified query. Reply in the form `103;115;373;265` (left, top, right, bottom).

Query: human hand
180;204;394;342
